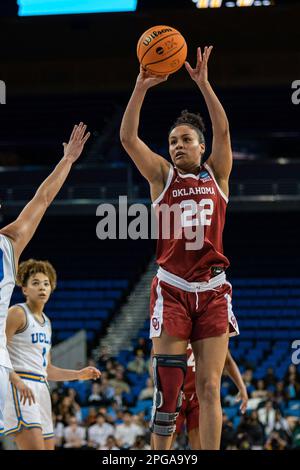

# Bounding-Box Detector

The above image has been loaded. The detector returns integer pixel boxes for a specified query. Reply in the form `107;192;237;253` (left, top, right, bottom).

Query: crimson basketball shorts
176;393;199;434
150;269;239;341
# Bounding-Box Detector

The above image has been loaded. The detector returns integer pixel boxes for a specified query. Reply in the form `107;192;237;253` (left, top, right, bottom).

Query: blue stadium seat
63;381;90;403
288;400;300;410
80;406;91;421
284;409;300;418
232;416;241;429
130;399;152;415
54;290;122;299
223;407;239;420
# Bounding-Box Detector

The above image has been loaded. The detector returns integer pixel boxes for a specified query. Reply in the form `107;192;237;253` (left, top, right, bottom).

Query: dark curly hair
169;110;205;144
17;259;57;292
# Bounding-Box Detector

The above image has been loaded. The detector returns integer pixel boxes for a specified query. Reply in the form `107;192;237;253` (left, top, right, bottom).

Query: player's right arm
120;67;171;199
223;349;248;414
6;305;36;405
0;123;90;262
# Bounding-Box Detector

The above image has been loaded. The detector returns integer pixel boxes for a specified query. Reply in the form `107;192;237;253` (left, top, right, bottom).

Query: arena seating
10;279;129;343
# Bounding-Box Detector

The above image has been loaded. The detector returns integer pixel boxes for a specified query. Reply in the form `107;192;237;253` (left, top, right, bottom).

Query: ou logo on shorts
152;317;160;331
230;315;237;328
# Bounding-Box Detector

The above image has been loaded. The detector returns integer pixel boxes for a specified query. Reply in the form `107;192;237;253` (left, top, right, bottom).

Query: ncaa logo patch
199;170;211;183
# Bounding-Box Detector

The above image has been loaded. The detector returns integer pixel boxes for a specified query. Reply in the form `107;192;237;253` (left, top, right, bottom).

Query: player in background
4;259;101;450
121;46;238;449
172;344;248;449
0;123;90;438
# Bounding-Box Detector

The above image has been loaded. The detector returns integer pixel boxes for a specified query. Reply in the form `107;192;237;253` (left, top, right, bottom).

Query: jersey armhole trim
203;163;229;203
15;305;29;335
152;165;174;206
43;314;52;332
2;235;17;280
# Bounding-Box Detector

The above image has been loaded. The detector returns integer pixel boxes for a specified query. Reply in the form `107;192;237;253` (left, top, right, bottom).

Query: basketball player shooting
120;46;239;450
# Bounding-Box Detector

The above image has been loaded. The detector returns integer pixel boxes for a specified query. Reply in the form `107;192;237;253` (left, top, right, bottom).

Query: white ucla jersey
7;303;52;377
0;234;16;370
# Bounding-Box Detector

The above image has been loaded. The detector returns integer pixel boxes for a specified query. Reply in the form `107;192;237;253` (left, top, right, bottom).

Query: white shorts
4;371;54;439
0;365;10;435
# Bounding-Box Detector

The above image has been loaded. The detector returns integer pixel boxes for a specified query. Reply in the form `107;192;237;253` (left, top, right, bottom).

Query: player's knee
150;354;186;436
15;429;46;450
196;377;220;404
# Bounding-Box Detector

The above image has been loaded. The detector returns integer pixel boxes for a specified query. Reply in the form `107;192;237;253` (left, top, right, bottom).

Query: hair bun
178;110;205;133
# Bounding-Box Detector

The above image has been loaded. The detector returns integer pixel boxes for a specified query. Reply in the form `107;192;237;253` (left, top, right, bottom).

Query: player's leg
6;379;48;450
188;428;201;450
40;383;55;450
171;396;187;449
192;329;229;449
171;432;177;449
152;429;178;450
15;427;45;450
191;282;238;449
150;278;190;450
186;396;200;450
0;366;10;436
44;437;55;450
151;330;188;450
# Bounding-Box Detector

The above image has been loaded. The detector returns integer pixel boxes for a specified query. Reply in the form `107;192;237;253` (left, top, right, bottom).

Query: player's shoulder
8;304;26;317
8;303;25;314
7;304;27;330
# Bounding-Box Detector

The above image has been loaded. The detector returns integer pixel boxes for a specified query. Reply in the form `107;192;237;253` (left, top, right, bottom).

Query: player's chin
174;158;189;171
38;294;50;302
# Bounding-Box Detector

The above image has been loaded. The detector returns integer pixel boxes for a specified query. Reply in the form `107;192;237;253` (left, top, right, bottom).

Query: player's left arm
0;123;90;262
223;349;248;414
46;353;101;381
185;46;232;194
6;306;36;405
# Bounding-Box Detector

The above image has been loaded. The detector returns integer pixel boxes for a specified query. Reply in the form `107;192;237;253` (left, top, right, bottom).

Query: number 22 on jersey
180;198;214;250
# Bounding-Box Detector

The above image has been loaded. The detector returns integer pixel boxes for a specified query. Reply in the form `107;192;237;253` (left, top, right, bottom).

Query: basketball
137;25;187;76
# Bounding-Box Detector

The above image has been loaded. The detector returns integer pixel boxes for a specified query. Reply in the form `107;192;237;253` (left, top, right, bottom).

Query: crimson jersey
154;163;230;282
184;343;196;396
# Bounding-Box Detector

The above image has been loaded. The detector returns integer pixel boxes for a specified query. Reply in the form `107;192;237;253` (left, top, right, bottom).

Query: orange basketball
137;25;187;76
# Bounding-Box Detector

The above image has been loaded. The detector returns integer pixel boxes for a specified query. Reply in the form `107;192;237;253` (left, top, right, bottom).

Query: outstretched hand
185;46;213;88
136;65;169;91
63;122;91;163
77;366;101;381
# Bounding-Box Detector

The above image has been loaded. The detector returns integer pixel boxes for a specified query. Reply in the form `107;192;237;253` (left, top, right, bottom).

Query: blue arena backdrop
18;0;137;16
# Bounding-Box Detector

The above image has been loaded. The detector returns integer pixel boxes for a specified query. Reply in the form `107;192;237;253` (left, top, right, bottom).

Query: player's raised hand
136;65;169;91
185;46;213;88
77;366;101;381
63;122;91;163
15;380;36;406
